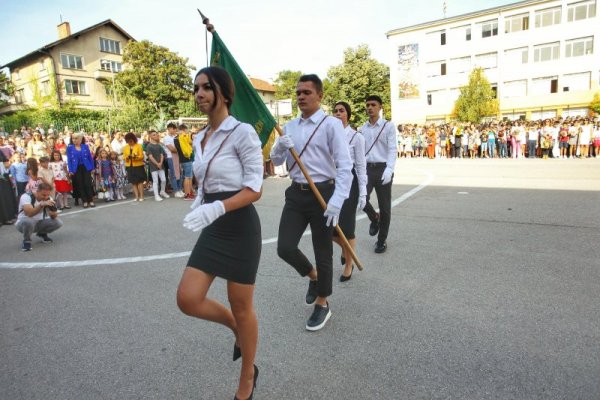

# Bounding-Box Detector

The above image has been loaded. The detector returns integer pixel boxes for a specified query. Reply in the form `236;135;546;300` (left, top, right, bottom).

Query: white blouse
345;126;367;198
192;116;263;196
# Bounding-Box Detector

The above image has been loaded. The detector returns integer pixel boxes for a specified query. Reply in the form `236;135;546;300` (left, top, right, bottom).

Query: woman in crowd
26;131;48;160
177;66;263;400
122;132;146;202
331;101;367;281
0;150;18;225
67;132;96;208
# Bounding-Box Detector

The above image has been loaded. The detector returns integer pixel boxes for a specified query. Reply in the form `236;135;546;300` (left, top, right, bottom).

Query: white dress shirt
271;109;352;210
360;117;398;174
192;116;263;196
345;125;367;198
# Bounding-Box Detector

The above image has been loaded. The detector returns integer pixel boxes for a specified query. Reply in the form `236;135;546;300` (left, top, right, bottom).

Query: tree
0;70;14;107
274;70;302;114
589;92;600;115
324;44;390;127
453;67;499;123
114;40;195;117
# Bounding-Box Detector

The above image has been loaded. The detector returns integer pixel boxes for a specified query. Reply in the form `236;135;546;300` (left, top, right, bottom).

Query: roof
2;19;135;69
249;77;275;93
386;0;550;37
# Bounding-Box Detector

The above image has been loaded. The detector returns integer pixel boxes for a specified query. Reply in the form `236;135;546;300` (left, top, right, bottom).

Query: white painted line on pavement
0;170;433;269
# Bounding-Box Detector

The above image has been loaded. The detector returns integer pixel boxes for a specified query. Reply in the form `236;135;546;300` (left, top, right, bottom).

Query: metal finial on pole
443;1;447;18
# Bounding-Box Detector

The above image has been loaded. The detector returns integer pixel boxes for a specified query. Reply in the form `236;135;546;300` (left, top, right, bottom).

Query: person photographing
15;182;63;251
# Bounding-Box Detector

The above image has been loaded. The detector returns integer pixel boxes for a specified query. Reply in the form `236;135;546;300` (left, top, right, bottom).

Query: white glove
189;193;203;210
357;194;367;211
323;203;340;227
272;135;294;156
381;169;393;185
183;200;226;232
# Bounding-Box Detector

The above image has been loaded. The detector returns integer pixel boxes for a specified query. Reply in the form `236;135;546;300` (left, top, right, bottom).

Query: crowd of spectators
0;122;203;226
396;116;600;160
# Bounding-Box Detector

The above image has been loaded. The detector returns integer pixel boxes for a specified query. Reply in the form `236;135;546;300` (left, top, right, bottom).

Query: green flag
210;31;276;148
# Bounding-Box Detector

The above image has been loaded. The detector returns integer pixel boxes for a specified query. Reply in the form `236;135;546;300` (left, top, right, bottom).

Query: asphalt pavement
1;157;599;399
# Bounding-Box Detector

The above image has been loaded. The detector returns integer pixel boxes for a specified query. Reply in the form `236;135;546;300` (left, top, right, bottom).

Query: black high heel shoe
233;343;241;361
339;265;354;282
234;364;258;400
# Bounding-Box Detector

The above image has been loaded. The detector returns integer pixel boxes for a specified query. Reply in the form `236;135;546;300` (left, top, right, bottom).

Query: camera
47;204;58;212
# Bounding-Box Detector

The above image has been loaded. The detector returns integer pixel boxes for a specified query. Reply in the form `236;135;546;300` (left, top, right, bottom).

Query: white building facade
386;0;599;124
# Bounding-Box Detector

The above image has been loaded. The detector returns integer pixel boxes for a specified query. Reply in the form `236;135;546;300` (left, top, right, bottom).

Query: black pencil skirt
333;170;358;240
187;191;261;285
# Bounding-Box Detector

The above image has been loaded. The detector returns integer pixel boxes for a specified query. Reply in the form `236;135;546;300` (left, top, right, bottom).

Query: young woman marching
176;66;263;400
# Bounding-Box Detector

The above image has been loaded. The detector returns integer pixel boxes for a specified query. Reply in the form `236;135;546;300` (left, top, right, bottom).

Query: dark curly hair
124;132;137;143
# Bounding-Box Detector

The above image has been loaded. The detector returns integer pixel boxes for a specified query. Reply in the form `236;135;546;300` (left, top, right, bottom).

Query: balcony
94;69;115;81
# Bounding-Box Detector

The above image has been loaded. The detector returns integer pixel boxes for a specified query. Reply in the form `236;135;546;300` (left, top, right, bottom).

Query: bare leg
228;281;258;400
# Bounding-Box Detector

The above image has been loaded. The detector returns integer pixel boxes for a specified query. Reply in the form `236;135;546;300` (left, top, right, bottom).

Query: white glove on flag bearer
323;203;341;227
183;200;226;232
272;135;294;156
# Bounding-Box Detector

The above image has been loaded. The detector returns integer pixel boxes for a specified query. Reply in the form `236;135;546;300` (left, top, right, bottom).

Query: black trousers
73;164;94;202
277;182;334;298
363;163;392;242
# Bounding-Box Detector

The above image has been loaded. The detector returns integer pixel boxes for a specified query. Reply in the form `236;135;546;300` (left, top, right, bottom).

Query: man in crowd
15;182;63;251
163;122;184;198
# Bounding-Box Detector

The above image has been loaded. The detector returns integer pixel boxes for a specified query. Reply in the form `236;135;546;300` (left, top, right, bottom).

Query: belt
366;162;386;168
291;179;334;191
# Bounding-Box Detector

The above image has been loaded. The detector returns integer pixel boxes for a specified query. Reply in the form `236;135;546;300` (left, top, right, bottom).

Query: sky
0;0;516;81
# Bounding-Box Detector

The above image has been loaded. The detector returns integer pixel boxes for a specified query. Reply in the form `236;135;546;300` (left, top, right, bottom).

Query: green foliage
323;44;391;127
115;40;196;117
0;108;107;133
589;92;600;115
453;67;499;123
0;70;14;107
274;70;303;113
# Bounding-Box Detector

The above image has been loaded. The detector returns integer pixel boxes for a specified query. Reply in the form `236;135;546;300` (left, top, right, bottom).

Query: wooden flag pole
198;10;363;271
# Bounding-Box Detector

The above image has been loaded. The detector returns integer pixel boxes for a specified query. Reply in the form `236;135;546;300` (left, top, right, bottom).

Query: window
100;59;123;72
502;80;528;97
15;88;24;103
480;19;498;38
13;70;20;80
505;47;529;64
562;72;591;91
491;85;497;98
64;80;87;95
532;76;559;95
567;0;596;21
475;52;498;69
449;56;471;74
39;61;46;71
426;61;446;77
427;93;432;105
535;6;562;27
565;36;594;57
60;53;84;70
534;42;560;62
41;80;50;96
99;37;121;54
441;31;446;45
450;25;471;42
505;13;530;33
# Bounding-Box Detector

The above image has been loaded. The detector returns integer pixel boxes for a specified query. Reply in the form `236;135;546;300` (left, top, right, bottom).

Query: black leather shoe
339;265;354;282
234;364;258;400
369;213;380;236
374;240;387;254
233;343;241;361
305;279;318;306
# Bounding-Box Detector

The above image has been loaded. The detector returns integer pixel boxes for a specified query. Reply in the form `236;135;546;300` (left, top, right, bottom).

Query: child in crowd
25;157;42;193
96;149;116;202
49;149;72;209
145;130;169;202
110;151;127;200
9;153;29;197
38;156;56;199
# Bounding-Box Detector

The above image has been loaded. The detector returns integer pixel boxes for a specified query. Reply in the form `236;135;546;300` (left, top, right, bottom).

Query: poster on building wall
397;43;419;99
